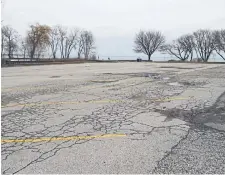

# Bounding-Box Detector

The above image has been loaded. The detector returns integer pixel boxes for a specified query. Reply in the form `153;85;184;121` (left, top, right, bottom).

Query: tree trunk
148;54;151;61
1;38;4;59
30;47;35;60
190;52;193;62
8;46;11;58
8;51;11;59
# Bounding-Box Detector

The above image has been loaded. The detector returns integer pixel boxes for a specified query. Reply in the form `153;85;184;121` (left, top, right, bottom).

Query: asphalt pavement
1;62;225;174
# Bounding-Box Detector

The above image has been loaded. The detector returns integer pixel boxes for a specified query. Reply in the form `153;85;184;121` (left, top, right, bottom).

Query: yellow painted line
155;97;189;102
1;133;126;143
1;97;190;108
1;99;122;108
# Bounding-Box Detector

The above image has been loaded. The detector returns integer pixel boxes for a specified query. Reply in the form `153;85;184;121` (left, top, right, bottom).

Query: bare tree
1;27;6;58
65;28;79;59
180;34;195;61
36;45;47;59
58;26;78;59
213;29;225;60
58;26;67;59
77;30;84;59
26;23;51;60
1;25;19;58
80;31;95;59
19;38;29;58
160;34;194;61
134;30;165;61
193;29;215;62
49;26;60;59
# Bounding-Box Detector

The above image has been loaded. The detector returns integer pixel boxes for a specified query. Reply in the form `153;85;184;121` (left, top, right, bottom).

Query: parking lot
1;62;225;174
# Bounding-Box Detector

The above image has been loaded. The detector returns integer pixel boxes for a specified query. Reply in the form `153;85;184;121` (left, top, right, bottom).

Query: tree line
134;29;225;62
2;24;225;62
1;23;96;60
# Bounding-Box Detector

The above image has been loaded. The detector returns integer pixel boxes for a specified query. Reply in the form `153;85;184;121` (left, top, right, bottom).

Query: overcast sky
2;0;225;60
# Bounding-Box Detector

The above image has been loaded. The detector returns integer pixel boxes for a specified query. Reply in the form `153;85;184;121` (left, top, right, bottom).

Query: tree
26;23;51;60
48;26;60;59
19;38;29;58
1;27;6;58
134;30;165;61
160;34;194;61
213;29;225;60
36;44;47;59
64;28;79;59
58;26;67;59
80;31;95;59
77;30;84;59
58;26;79;59
193;29;215;62
1;25;19;58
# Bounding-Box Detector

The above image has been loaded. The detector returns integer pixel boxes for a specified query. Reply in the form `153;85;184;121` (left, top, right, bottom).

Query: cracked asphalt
1;62;225;174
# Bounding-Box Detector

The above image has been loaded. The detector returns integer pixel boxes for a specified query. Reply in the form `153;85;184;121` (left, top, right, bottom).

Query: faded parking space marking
1;97;190;108
1;133;126;143
1;99;122;108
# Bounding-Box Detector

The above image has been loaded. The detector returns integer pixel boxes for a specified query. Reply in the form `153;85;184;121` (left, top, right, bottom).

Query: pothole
50;76;61;78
